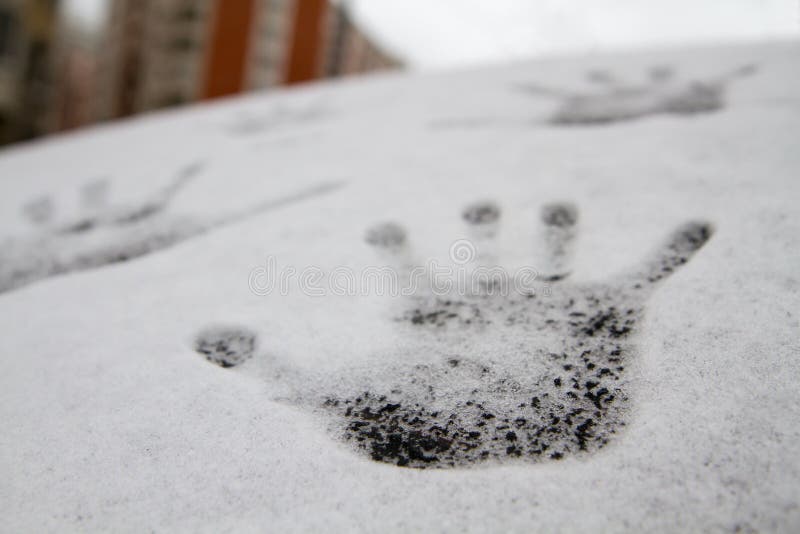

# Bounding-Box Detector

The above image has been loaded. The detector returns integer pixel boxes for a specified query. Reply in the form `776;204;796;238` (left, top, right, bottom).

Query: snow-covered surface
1;40;799;532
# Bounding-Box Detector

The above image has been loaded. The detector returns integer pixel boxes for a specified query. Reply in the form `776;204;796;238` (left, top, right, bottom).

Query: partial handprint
430;64;756;130
0;163;343;294
194;202;713;468
518;64;757;125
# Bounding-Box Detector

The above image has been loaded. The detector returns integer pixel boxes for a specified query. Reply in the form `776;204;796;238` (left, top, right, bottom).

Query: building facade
0;0;59;143
94;0;401;121
50;25;96;132
321;3;401;79
94;0;215;120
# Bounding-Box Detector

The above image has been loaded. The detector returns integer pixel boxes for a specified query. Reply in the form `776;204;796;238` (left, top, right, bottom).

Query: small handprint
430;63;756;130
0;163;343;295
194;202;713;469
518;64;757;125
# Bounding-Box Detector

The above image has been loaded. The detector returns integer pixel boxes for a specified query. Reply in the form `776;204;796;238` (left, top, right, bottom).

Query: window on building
0;9;17;59
175;6;199;22
25;41;48;82
159;93;187;108
170;36;195;52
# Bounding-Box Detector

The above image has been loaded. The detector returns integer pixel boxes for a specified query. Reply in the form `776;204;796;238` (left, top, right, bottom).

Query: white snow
0;40;799;532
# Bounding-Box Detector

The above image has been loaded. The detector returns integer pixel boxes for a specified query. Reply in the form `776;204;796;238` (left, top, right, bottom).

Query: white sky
67;0;799;69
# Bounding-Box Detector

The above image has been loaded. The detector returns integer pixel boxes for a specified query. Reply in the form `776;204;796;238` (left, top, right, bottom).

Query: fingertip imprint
586;69;615;84
649;65;674;82
194;326;257;368
22;195;55;225
674;221;714;254
178;160;205;180
541;202;578;228
365;222;407;248
736;63;758;77
80;178;110;207
462;201;501;225
639;220;715;287
539;272;570;283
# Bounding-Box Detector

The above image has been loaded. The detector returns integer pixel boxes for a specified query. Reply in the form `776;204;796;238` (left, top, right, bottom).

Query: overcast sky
67;0;798;69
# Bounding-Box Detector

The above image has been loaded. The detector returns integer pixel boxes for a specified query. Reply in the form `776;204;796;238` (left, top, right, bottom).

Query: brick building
0;0;59;143
94;0;402;120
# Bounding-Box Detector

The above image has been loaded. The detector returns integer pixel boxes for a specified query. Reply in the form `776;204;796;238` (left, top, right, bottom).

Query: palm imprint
195;202;713;468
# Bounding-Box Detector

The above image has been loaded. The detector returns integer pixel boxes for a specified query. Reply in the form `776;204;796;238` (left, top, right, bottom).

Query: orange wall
203;0;256;99
285;0;328;84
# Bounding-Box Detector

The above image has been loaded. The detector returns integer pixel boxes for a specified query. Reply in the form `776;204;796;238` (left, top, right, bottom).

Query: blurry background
0;0;796;147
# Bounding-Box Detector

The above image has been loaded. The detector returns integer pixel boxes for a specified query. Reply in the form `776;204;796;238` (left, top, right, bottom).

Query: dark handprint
195;202;712;468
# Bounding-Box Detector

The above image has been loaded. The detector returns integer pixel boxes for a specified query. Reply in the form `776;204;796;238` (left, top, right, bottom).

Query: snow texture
0;40;799;532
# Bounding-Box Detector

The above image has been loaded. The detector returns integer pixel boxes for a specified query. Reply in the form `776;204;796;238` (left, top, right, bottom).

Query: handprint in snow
195;201;713;469
518;64;757;125
430;64;756;129
0;163;342;294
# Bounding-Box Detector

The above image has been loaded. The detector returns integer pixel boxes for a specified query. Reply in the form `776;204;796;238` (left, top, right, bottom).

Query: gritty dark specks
462;201;501;225
541;203;578;228
329;375;624;467
194;326;257;368
365;222;407;248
